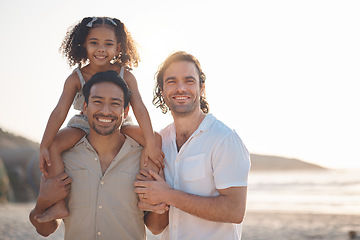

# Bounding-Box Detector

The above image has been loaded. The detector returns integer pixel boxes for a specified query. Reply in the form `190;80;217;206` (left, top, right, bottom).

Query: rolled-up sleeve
212;130;251;189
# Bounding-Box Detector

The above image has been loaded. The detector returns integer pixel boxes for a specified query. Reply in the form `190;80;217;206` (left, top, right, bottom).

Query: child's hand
39;147;51;177
141;144;164;169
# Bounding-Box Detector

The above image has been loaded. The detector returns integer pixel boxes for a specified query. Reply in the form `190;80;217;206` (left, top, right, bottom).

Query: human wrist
164;188;177;206
40;142;49;150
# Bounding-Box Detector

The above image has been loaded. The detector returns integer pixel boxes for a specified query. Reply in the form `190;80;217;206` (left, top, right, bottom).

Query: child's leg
36;127;85;223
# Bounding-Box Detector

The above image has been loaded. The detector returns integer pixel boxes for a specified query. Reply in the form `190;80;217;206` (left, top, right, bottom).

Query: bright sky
0;0;359;169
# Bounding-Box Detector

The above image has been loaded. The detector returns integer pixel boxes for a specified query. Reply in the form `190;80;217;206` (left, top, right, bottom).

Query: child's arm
39;73;80;173
123;71;164;167
121;125;145;146
121;126;164;169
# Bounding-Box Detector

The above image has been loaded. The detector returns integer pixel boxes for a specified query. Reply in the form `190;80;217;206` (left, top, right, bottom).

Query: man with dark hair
30;71;164;240
135;52;251;239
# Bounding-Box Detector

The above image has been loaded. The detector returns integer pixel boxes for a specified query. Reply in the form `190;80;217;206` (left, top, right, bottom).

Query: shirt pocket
181;153;206;182
67;169;90;209
110;172;139;213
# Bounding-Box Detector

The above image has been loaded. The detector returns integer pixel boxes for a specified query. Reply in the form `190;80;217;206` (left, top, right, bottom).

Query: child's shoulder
64;68;83;89
112;63;132;73
112;63;136;83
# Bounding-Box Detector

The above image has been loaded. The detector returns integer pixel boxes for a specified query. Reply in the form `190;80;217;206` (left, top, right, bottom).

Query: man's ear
200;83;206;96
83;102;88;116
123;105;129;119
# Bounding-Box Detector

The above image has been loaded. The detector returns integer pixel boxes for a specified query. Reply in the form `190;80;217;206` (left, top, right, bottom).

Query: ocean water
246;169;360;215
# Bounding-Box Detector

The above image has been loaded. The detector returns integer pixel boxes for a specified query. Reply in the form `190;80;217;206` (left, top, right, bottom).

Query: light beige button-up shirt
62;135;145;240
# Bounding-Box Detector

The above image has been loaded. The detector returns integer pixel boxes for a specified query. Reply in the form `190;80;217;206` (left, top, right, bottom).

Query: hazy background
0;0;359;169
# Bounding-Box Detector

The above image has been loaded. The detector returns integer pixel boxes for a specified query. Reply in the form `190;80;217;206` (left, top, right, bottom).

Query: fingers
157;157;164;169
43;151;51;167
155;159;162;169
57;172;69;181
40;174;47;182
136;173;148;181
45;156;51;167
156;151;165;168
63;176;72;186
138;201;156;212
159;168;165;179
147;156;162;169
39;165;46;175
148;170;162;181
134;186;146;193
57;173;72;187
138;201;168;213
144;156;149;167
39;158;48;176
136;170;153;181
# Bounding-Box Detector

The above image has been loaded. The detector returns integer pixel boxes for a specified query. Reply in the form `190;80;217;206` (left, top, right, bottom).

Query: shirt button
94;157;98;161
99;205;102;209
97;232;101;235
100;181;104;185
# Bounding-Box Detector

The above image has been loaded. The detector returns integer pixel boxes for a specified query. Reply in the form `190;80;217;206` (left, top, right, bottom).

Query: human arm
121;126;164;168
29;173;72;236
136;169;169;234
123;71;164;167
39;73;80;173
137;129;250;225
135;170;247;223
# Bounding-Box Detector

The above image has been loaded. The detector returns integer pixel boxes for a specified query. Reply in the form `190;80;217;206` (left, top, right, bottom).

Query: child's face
84;26;120;66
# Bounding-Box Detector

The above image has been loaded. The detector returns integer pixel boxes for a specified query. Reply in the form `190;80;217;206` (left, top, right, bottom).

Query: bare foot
35;200;69;223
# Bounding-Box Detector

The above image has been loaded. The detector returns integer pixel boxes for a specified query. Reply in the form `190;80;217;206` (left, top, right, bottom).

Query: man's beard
91;114;122;136
92;124;119;136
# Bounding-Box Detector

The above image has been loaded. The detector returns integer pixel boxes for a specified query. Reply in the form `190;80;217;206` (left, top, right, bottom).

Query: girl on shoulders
35;17;164;223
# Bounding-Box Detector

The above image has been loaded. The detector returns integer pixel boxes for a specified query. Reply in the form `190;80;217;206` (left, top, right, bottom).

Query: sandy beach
1;203;359;240
242;211;360;240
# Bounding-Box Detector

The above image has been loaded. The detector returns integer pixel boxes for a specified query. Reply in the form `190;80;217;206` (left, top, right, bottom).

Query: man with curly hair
135;51;251;240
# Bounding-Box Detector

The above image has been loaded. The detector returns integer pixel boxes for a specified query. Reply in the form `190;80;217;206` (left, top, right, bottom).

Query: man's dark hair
83;70;131;108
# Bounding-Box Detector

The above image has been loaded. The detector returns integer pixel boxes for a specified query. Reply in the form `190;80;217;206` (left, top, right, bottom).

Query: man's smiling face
162;61;204;117
84;81;128;136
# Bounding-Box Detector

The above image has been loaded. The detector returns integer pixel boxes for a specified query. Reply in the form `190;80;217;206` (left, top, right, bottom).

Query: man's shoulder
124;134;143;150
206;114;235;137
159;122;174;137
64;136;88;153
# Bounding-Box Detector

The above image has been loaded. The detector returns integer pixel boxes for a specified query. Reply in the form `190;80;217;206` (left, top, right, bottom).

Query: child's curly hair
59;17;140;69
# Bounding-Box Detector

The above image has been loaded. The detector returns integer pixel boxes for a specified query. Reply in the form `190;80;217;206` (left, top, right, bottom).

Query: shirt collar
75;134;140;148
169;113;216;140
75;135;97;152
74;135;88;147
196;113;216;133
